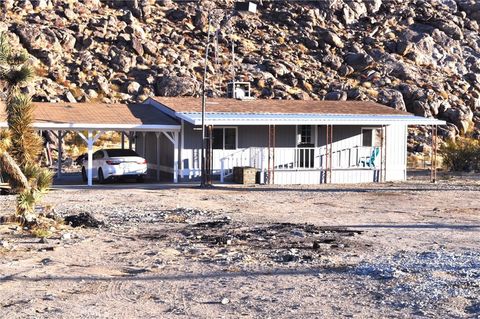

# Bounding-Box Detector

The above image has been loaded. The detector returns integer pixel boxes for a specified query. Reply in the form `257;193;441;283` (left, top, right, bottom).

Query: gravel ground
0;177;479;318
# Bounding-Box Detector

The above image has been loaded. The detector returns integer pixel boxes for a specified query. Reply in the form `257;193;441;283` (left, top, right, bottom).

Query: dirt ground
0;176;479;318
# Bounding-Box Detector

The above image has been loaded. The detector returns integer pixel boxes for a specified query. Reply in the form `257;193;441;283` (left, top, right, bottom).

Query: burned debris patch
150;218;364;265
64;212;104;228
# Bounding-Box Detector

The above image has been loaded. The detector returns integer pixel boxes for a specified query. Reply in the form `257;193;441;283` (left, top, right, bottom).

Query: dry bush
440;137;480;172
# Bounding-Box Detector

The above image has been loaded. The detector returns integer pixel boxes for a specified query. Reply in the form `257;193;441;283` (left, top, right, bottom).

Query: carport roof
0;102;180;131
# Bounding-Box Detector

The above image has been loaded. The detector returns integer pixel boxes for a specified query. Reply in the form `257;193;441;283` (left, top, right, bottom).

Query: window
362;129;373;147
297;125;314;147
362;128;382;147
106;149;140;157
212;127;237;150
93;151;104;160
300;125;312;144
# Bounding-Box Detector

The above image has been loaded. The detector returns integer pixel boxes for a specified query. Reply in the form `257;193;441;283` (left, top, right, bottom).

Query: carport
1;102;181;186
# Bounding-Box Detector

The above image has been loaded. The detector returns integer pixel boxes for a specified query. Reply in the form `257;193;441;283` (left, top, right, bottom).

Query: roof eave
175;113;447;126
0;122;181;131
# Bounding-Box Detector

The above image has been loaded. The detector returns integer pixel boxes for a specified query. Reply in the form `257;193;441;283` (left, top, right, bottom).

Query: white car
81;149;147;183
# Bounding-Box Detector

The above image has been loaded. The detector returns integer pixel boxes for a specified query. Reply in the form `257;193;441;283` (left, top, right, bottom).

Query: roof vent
227;81;252;99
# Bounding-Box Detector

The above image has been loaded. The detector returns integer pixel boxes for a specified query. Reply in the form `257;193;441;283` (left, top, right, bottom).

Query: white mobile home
140;97;444;185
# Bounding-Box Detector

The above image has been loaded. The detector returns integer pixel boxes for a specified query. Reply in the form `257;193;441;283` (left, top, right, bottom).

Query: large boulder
344;52;373;71
155;76;198;97
325;90;347;101
318;29;344;49
15;25;64;66
440;106;473;134
377;89;407;112
457;0;480;22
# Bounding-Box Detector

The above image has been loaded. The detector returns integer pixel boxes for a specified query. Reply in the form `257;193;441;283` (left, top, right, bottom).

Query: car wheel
81;167;87;182
136;175;144;183
98;168;105;184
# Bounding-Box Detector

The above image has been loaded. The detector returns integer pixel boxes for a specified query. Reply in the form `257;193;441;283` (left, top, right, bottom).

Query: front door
296;125;315;168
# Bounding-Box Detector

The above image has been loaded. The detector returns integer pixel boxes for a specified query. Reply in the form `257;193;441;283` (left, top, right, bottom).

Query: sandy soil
0;177;479;318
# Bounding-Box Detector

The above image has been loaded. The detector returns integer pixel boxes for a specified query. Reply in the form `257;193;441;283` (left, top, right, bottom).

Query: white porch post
173;131;179;183
161;131;180;183
260;147;265;184
87;130;93;186
155;132;161;181
180;120;185;179
220;159;224;183
78;130;104;187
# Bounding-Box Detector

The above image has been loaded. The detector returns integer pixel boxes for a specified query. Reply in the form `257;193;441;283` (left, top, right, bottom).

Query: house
0;98;444;186
141;97;445;184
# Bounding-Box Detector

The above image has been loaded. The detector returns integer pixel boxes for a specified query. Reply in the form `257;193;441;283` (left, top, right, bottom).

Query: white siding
385;125;407;182
168;123;408;184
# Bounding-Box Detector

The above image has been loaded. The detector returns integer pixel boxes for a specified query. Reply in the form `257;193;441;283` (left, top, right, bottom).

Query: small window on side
362;129;372;147
224;128;236;150
212;128;224;150
362;128;382;147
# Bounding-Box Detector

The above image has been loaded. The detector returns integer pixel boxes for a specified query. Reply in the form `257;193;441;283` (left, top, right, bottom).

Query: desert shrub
440;138;480;172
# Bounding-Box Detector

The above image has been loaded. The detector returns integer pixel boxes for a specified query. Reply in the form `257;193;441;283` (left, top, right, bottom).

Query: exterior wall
173;123;407;184
135;132;174;181
385;124;407;182
179;124;296;180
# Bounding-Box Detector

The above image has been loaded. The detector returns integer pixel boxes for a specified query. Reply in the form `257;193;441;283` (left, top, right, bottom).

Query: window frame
211;126;238;150
361;127;383;147
93;150;104;160
296;125;317;147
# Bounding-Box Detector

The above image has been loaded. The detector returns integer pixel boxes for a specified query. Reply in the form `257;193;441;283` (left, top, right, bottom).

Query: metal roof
146;98;445;126
174;112;446;126
0;102;181;131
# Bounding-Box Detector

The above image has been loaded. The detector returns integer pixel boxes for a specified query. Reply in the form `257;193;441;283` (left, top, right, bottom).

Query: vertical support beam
142;132;146;157
267;125;275;184
329;125;333;183
384;125;388;182
128;131;133;150
325;125;333;183
260;147;265;184
267;125;271;184
173;131;179;183
180;119;185;178
207;125;213;185
57;131;63;178
325;124;333;183
431;125;438;183
87;130;93;187
379;126;384;183
121;132;125;149
272;125;276;185
325;125;329;184
156;132;161;181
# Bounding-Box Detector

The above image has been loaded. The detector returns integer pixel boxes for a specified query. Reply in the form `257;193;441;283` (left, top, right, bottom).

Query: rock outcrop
0;0;480;137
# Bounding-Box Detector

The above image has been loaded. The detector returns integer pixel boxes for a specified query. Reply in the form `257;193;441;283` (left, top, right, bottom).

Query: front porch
218;146;385;184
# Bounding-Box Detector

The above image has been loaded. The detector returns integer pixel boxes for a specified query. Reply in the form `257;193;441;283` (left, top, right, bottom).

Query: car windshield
105;149;140;157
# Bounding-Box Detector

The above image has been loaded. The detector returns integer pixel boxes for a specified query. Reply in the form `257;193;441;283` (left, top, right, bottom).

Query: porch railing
220;146;380;182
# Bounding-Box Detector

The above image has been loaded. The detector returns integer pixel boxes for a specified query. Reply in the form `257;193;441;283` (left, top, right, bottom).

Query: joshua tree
0;32;52;224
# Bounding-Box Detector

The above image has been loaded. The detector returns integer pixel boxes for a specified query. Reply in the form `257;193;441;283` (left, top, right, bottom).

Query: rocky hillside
1;0;480;140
